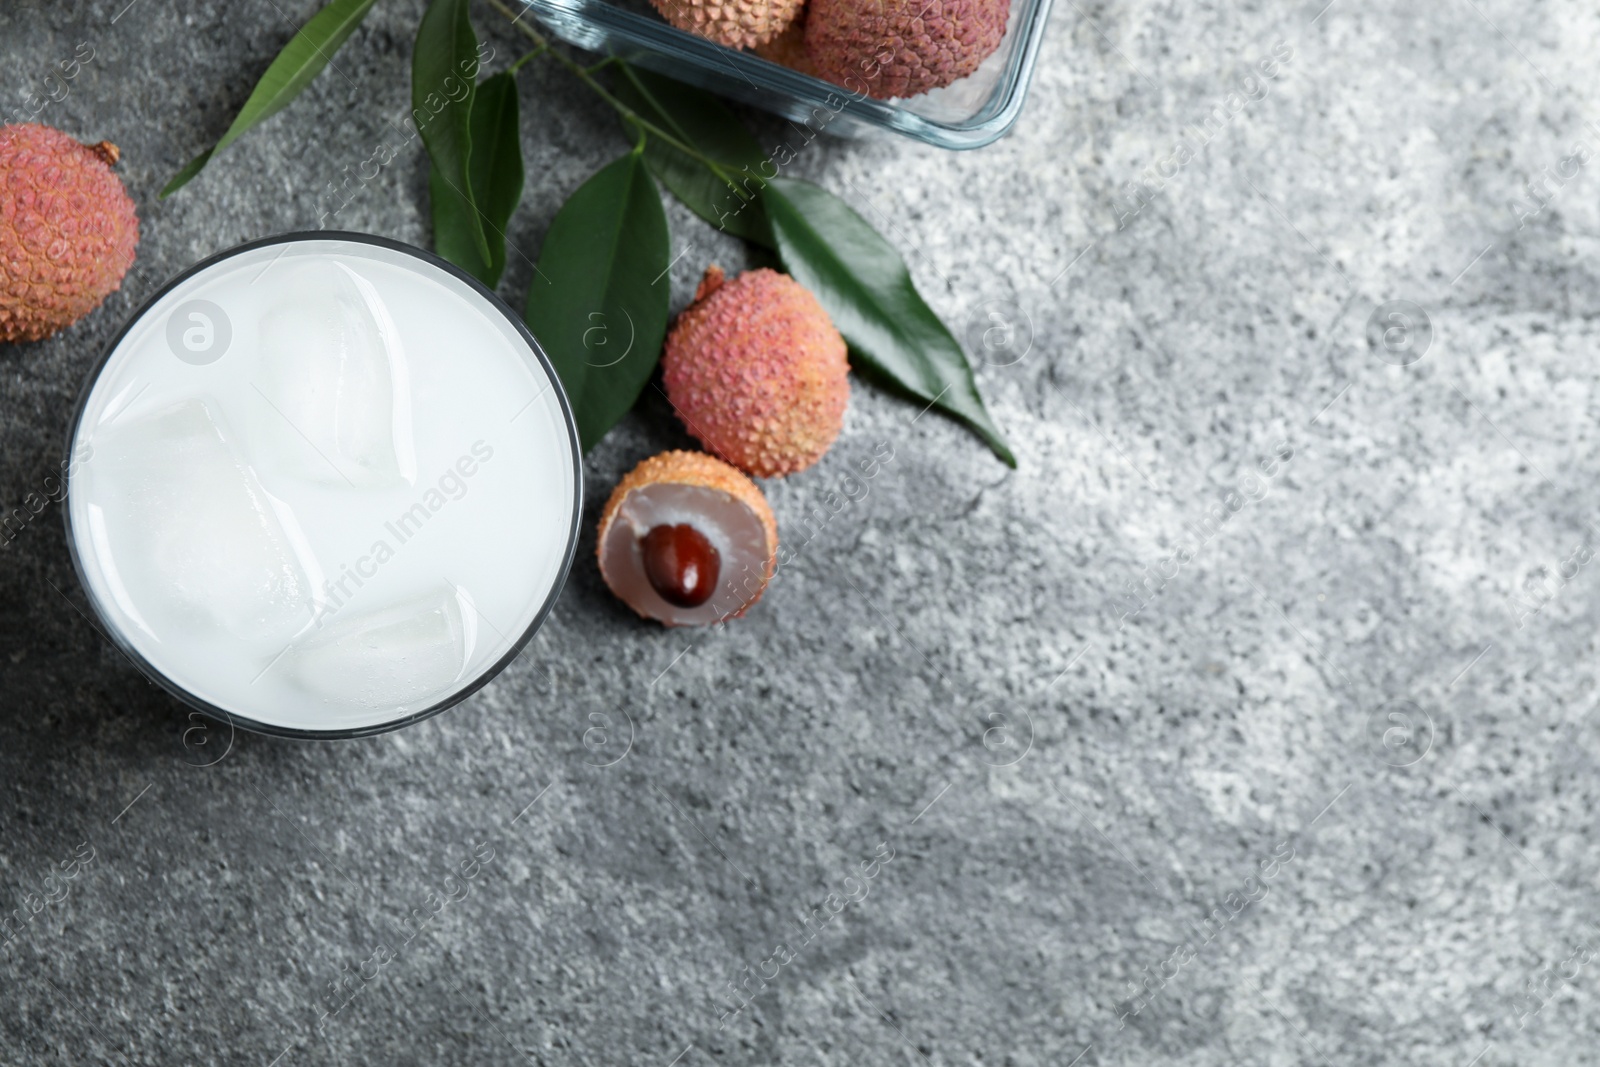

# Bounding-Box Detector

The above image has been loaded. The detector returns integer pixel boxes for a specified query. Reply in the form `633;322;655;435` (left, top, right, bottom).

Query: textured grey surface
3;0;1599;1064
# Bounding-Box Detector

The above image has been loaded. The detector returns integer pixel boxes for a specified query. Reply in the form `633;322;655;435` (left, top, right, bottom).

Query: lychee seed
642;523;721;608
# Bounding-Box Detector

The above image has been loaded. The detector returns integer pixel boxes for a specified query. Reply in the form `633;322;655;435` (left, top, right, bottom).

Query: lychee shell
663;267;849;479
754;21;821;76
650;0;804;50
804;0;1011;99
0;123;139;343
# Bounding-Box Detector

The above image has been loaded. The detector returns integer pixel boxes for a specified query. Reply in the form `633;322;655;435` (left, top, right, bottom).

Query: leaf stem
484;0;745;187
506;44;549;74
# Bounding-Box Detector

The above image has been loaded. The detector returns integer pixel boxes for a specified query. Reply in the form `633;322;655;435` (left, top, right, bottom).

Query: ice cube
86;398;321;640
280;586;480;710
255;260;415;487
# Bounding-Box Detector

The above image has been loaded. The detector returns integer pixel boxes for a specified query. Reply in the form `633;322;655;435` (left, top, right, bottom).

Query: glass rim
59;230;585;741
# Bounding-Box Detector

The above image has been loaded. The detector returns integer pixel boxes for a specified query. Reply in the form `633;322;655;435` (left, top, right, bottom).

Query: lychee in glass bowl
513;0;1055;148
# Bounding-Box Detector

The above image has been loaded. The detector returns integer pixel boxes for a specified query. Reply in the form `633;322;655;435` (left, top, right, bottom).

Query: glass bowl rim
516;0;1058;149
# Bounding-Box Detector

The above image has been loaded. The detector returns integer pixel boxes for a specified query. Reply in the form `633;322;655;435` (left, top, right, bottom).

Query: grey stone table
3;0;1599;1063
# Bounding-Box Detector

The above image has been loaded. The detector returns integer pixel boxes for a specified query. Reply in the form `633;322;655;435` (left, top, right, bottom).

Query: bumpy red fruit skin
804;0;1010;99
754;21;821;76
663;266;849;479
650;0;803;50
0;124;139;344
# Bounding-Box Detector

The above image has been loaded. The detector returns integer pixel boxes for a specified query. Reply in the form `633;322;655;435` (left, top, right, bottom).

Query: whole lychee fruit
597;451;779;626
663;266;848;479
805;0;1011;99
754;21;821;77
650;0;803;50
0;124;139;343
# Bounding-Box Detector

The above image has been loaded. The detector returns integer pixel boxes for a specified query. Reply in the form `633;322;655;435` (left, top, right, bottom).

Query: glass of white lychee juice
63;234;581;738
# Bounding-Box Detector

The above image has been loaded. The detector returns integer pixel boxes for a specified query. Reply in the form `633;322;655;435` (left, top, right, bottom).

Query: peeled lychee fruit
0;124;139;343
598;451;779;626
650;0;803;50
805;0;1011;99
663;266;848;479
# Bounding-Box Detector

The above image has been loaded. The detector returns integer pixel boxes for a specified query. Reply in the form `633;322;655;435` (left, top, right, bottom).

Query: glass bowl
514;0;1055;148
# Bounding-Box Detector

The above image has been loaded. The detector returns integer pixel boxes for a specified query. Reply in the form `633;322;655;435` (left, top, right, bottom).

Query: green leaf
763;178;1016;467
414;0;489;262
161;151;213;199
160;0;380;197
612;65;773;248
431;71;524;288
526;153;671;453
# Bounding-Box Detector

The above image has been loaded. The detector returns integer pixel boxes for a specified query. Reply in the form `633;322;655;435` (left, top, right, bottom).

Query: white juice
66;238;579;735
